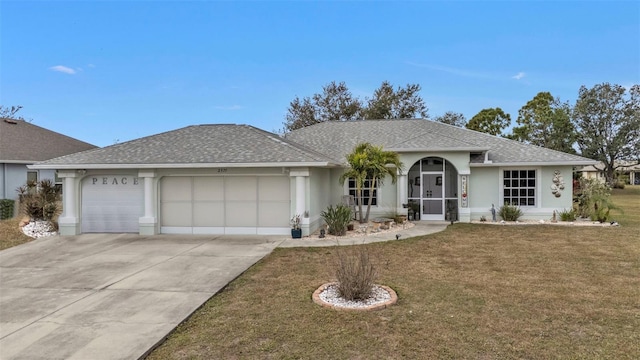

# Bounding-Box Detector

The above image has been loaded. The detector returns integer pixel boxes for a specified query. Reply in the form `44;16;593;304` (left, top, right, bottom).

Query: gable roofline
33;124;340;167
29;161;339;170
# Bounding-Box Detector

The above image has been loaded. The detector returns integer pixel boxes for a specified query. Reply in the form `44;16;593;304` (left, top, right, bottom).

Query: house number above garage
91;177;140;185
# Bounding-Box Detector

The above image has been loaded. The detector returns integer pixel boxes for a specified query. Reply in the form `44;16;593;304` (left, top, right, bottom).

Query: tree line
284;81;640;185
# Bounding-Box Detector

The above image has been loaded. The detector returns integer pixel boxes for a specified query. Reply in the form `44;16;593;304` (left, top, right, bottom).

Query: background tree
465;107;511;136
509;92;576;153
573;83;640;185
434;111;467;127
284;81;362;131
284;81;428;131
0;105;25;120
339;143;403;223
362;81;428;120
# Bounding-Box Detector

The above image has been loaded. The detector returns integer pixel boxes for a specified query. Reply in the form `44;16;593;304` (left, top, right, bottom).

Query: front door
421;172;444;220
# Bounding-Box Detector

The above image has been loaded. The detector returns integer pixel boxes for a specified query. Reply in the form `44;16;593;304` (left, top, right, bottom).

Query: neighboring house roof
0;118;96;163
286;119;596;166
580;161;640;172
32;124;339;169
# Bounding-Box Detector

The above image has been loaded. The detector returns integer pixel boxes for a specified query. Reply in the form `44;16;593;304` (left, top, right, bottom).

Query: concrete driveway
0;233;281;360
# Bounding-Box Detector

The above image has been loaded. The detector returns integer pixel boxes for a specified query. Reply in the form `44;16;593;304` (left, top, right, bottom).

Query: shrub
558;208;576;221
0;199;15;220
575;178;620;222
613;181;625;189
16;179;61;221
335;246;377;301
321;204;352;236
498;204;523;221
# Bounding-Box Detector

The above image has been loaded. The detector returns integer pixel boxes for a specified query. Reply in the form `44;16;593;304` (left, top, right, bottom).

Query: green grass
147;186;640;359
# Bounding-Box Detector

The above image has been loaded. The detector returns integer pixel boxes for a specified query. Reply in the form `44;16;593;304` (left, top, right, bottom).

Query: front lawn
0;218;33;251
147;187;640;359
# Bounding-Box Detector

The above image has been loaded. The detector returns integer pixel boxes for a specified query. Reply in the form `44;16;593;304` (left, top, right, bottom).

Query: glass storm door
421;172;445;220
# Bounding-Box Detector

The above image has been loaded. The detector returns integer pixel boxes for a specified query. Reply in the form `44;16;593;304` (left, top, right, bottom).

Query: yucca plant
498;204;523;221
321;204;352;236
558;208;576;221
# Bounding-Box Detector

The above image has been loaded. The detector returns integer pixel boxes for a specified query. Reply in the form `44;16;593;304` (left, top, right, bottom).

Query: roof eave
28;161;341;170
390;147;489;153
470;160;598;167
1;159;39;164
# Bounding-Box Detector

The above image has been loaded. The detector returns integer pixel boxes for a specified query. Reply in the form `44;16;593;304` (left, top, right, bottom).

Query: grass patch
146;187;639;359
149;227;640;358
0;218;33;251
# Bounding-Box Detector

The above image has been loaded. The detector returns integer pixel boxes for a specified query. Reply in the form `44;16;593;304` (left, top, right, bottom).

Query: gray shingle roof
35;124;337;167
0;119;96;162
285;119;596;165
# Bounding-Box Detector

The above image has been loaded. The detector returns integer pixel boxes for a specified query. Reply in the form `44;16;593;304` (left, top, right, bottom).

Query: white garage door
160;176;290;235
81;175;144;233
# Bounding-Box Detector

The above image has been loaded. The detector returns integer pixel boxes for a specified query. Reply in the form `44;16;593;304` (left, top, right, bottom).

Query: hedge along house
31;119;596;236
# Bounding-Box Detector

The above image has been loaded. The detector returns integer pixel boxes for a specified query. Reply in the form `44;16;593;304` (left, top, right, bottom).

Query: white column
57;170;80;235
398;173;407;213
295;175;306;216
138;170;157;235
63;176;76;218
144;177;153;218
290;168;310;235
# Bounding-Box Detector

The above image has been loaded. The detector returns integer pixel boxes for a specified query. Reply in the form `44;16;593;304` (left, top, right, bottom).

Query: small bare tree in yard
335;246;377;301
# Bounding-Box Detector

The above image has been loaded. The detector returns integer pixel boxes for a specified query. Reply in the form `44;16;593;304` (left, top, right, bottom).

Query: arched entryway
406;157;459;221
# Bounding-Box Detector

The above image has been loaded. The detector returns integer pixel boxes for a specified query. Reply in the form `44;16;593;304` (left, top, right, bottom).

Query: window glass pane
503;169;536;206
27;171;38;182
348;179;355;188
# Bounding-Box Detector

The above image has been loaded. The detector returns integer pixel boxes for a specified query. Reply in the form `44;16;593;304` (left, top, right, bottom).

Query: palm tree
340;143;404;223
339;144;369;222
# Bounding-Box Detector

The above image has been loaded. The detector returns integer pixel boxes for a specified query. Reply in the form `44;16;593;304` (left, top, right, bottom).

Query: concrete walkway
0;221;446;360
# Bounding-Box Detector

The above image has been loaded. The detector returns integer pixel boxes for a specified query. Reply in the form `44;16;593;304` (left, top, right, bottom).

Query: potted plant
290;214;302;238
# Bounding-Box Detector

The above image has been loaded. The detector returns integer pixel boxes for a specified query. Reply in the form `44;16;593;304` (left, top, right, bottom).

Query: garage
81;175;144;233
160;175;290;235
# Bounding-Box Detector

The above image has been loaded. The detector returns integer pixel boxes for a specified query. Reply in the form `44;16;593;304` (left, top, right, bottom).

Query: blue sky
1;1;638;147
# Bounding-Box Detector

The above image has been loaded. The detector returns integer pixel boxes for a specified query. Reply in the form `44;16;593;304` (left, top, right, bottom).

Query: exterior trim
471;161;596;167
29;161;340;170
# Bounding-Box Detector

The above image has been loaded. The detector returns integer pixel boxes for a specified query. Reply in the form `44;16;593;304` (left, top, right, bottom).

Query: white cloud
214;105;242;110
512;72;526;80
49;65;76;74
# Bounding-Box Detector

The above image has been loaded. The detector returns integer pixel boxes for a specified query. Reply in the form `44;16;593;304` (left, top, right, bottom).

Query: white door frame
420;171;445;220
